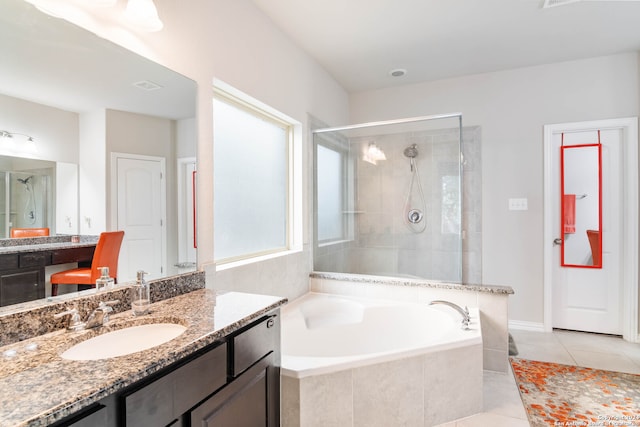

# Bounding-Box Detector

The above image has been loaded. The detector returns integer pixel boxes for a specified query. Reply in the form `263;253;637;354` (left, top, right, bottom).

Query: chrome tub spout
429;300;471;330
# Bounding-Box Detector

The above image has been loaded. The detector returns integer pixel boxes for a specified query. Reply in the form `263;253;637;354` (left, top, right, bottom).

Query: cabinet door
190;355;274;427
50;395;117;427
0;268;44;306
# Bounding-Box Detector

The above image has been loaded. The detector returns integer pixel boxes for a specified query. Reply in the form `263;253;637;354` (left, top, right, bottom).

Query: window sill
215;247;303;272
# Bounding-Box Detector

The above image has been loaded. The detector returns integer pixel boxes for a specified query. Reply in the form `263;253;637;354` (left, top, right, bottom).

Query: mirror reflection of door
560;139;602;268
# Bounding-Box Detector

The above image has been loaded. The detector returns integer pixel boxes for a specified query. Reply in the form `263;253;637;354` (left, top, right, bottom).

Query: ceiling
0;0;195;119
251;0;640;93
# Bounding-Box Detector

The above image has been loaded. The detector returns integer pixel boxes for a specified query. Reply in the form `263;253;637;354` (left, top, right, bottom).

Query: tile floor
436;328;640;427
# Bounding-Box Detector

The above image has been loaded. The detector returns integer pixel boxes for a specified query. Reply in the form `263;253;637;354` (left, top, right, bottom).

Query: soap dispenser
95;266;114;292
131;270;150;316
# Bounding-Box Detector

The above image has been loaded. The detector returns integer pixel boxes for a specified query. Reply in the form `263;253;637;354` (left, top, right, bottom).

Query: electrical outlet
508;198;528;211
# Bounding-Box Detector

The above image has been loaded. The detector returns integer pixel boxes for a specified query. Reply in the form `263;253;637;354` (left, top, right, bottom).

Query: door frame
110;152;167;279
543;117;638;342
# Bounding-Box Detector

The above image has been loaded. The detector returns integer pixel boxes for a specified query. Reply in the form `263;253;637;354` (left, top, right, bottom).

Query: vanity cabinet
0;267;44;306
0;245;95;306
51;311;280;427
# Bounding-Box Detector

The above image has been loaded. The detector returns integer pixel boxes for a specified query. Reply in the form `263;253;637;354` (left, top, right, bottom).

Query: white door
115;155;165;282
550;125;622;334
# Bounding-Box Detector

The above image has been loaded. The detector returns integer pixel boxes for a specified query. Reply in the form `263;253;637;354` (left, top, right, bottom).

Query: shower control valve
407;209;423;224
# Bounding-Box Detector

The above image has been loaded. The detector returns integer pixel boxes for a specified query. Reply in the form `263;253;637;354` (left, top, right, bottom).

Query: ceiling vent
133;80;163;91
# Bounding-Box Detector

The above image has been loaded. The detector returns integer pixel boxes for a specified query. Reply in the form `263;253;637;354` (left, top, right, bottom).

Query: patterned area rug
510;358;640;426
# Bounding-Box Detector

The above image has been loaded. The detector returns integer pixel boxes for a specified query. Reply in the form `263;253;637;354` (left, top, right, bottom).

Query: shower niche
0;156;54;239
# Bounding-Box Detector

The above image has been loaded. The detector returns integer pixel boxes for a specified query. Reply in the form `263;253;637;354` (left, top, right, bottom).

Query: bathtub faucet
429;300;471;330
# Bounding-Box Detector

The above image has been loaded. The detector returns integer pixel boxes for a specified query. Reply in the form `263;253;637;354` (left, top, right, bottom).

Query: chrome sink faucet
429;300;471;330
85;300;119;329
54;300;119;331
54;308;86;332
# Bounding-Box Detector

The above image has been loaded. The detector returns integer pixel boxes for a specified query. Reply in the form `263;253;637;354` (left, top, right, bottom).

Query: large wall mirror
560;139;602;268
0;0;197;310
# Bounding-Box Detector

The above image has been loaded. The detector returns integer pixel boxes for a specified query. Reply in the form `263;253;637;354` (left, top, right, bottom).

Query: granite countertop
0;288;287;427
310;271;515;294
0;236;99;255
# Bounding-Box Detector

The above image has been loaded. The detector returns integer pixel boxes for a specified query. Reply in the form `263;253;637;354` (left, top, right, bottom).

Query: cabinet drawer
174;342;227;415
51;246;95;264
124;342;227;426
0;254;19;270
233;315;279;377
19;252;50;268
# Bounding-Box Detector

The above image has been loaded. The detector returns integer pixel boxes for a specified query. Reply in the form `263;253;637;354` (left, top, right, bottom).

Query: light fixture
389;68;407;78
124;0;164;32
363;142;387;165
0;130;37;150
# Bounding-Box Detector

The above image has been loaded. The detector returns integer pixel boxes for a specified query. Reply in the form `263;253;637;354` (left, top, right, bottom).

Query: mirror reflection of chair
50;231;125;297
586;229;601;267
10;227;50;238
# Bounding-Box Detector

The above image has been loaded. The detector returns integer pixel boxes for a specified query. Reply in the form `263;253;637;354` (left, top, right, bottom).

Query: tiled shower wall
315;126;482;284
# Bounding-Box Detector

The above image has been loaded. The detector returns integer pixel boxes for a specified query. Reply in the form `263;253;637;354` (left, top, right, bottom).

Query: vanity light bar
0;130;35;143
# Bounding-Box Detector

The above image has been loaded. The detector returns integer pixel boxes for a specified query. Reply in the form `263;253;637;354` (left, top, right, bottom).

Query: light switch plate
509;198;528;211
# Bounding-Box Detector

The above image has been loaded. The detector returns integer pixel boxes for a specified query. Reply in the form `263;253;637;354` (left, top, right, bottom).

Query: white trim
508;320;545;332
543;117;638;342
215;247;303;272
177;157;196;265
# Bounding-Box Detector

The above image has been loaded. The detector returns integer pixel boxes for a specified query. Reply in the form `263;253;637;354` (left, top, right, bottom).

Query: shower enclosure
313;114;482;284
0;171;52;238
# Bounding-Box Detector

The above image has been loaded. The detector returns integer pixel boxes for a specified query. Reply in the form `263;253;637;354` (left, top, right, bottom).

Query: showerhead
17;176;33;185
403;144;418;159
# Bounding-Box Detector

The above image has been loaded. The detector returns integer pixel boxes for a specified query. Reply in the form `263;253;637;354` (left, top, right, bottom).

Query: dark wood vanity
50;312;280;427
0;243;96;307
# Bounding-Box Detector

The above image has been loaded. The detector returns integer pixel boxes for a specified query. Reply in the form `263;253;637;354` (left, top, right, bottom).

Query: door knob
553;238;563;245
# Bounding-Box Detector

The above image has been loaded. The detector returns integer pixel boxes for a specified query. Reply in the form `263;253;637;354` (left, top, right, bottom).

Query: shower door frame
312;112;465;282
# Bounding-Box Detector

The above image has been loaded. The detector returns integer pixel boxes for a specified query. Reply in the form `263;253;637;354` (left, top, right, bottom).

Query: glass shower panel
313;115;464;283
0;171;51;237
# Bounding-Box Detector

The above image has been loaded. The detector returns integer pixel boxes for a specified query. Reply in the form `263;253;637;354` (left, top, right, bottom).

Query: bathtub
280;293;484;427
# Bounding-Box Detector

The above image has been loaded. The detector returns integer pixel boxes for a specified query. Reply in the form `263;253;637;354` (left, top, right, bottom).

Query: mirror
560;141;602;268
0;0;197;309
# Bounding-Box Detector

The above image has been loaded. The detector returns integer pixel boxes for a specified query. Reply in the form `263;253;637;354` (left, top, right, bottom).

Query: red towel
563;194;576;234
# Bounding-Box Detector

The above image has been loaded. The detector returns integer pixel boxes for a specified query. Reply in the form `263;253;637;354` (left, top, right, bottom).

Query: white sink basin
61;323;187;360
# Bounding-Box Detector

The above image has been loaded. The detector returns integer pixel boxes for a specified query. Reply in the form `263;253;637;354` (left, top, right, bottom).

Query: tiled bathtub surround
281;291;484;426
0;270;206;345
310;272;513;372
282;343;483;427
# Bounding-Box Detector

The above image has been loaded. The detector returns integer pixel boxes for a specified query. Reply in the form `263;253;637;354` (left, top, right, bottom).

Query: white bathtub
280;292;484;426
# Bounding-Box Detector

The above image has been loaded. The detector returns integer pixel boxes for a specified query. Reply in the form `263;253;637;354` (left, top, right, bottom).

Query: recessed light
389;68;407;78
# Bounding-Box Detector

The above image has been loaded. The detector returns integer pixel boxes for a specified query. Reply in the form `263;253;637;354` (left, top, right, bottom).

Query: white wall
0;94;78;163
350;53;640;325
79;110;106;234
68;0;350;300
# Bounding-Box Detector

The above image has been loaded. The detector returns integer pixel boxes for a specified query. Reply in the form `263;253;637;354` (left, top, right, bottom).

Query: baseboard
509;320;545;332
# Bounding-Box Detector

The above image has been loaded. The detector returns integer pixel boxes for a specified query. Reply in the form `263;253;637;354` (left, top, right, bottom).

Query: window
213;88;297;263
316;144;345;242
314;132;353;245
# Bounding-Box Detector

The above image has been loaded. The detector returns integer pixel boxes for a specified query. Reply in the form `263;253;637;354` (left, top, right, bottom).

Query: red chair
10;227;50;238
50;231;124;296
586;229;601;267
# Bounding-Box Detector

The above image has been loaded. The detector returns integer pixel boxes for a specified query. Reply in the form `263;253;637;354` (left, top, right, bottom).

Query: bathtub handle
266;315;277;329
